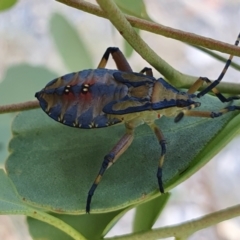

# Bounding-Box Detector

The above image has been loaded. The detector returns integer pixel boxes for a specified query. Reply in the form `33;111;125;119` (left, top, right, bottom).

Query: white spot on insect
81;84;90;94
82;88;88;92
63;119;66;124
64;85;71;94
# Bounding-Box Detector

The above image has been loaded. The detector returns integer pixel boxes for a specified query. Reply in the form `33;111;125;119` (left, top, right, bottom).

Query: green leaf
50;13;93;71
5;95;240;214
0;114;13;165
133;193;171;233
0;169;86;240
0;0;17;11
0;64;57;104
28;209;126;240
114;0;152;21
0;169;29;213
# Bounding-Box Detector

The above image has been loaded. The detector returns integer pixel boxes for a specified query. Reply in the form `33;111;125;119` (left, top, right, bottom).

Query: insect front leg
175;105;240;120
148;122;166;193
86;125;134;213
97;47;133;72
175;33;240;122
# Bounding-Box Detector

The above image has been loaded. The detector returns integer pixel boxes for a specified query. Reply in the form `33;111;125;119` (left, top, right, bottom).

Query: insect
35;33;240;213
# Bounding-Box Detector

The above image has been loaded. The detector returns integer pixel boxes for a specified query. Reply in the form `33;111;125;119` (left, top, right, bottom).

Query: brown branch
0;101;39;114
56;0;240;57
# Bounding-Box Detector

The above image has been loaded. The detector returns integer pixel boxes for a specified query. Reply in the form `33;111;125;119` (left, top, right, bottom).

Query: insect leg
148;122;166;193
139;67;153;76
86;126;134;213
97;47;133;71
176;105;240;119
188;33;240;102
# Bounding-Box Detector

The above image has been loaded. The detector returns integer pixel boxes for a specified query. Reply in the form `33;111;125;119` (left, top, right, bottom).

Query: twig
106;204;240;240
0;101;39;114
56;0;240;57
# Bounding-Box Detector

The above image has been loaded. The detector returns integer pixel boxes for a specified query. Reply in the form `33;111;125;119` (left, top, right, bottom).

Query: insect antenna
197;33;240;98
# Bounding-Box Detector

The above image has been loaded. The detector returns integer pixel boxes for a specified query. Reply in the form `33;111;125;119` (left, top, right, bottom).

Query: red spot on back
80;92;93;102
63;92;76;102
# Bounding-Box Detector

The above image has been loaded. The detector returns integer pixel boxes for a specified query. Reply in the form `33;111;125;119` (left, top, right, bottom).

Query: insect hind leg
97;47;133;72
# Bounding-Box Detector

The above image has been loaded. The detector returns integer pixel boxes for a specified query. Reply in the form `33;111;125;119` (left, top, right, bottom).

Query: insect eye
81;84;90;94
64;85;71;94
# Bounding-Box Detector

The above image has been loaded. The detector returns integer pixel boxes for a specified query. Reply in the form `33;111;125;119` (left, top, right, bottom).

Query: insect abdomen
35;69;128;129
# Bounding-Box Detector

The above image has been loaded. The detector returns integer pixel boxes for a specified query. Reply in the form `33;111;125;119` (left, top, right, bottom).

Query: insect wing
102;72;154;114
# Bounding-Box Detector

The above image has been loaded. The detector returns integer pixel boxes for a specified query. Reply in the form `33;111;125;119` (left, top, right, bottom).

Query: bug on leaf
35;33;240;213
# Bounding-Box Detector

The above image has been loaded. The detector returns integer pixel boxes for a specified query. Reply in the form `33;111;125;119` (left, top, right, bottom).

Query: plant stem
56;0;240;57
96;0;195;85
26;210;86;240
106;204;240;240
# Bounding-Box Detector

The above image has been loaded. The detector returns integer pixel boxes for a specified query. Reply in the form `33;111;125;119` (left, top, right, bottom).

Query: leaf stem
26;210;86;240
106;204;240;240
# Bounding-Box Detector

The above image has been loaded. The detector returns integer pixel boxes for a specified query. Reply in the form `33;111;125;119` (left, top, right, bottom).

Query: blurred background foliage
1;0;240;240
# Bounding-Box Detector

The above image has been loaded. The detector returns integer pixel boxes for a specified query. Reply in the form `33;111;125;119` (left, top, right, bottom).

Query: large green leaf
5;95;240;214
28;208;127;240
0;64;57;104
0;169;87;240
50;13;93;71
0;169;30;213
